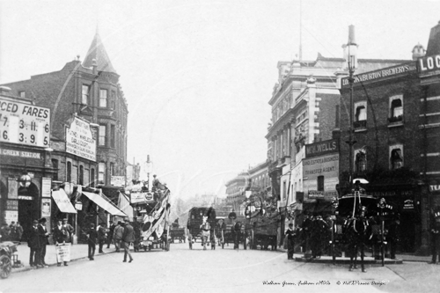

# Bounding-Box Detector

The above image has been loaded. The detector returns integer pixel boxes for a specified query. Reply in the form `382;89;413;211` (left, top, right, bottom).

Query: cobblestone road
1;243;438;293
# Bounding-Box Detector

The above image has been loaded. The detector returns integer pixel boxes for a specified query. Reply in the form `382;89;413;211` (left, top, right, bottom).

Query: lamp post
344;25;358;192
146;155;152;191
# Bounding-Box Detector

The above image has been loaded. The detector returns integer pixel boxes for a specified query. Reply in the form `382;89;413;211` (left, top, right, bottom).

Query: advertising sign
418;54;440;76
111;176;125;187
4;210;18;225
7;178;18;199
41;198;51;217
65;117;96;161
303;153;339;199
0;148;41;159
130;192;154;204
305;139;339;158
42;177;52;198
0;98;50;147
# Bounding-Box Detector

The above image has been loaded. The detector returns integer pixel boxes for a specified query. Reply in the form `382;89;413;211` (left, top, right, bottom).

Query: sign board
4;210;18;225
305;139;339;158
111;176;125;187
403;199;414;210
418;54;440;76
0;148;41;159
0;98;50;147
18;195;33;200
75;202;83;211
8;178;18;199
42;177;52;198
341;62;416;87
130;192;154;204
41;198;51;217
65;117;96;161
303;153;339;199
55;244;71;262
6;200;18;210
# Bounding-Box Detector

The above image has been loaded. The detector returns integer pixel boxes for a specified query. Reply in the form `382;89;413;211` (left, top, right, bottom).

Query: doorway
18;183;40;240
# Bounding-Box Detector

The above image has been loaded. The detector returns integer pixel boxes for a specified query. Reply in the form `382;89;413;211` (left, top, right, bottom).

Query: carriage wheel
0;255;12;279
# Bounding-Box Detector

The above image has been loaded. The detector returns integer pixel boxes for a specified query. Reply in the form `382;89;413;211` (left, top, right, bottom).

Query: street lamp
344;25;358;192
146;155;153;191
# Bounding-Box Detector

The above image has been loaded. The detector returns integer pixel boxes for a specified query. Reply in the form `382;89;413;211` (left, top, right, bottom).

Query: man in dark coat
107;221;116;249
285;223;296;259
121;220;134;263
234;221;242;250
310;214;329;259
28;220;41;268
97;223;107;253
86;223;98;260
38;218;49;267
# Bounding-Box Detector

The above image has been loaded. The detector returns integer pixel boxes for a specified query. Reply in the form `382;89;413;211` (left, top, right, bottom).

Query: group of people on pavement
0;221;23;243
85;218;135;263
27;218;51;269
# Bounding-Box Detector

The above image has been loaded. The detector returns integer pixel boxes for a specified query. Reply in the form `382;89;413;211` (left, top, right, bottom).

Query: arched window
67;161;72;182
79;165;84;185
390;147;403;170
355;105;366;121
355;151;367;173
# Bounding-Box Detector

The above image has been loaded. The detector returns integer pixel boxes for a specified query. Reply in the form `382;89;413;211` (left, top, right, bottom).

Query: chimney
426;20;440;56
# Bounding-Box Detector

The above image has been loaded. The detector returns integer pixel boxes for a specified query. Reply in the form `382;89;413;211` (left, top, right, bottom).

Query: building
267;29;411;221
225;173;248;215
1;31;128;237
0;86;57;237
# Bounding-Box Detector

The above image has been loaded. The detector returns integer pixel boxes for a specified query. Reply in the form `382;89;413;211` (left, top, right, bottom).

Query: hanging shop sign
65;116;96;161
0;98;50;147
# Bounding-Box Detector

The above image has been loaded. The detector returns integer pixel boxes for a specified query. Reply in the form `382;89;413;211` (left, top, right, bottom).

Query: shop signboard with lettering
303;153;339;199
65;117;96;161
111;176;125;187
0;98;50;147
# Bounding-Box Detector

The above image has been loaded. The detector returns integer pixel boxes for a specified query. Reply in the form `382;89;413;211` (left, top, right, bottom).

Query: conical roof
83;31;117;74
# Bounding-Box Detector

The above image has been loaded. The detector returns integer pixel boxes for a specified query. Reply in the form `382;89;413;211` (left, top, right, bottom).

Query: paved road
1;243;439;293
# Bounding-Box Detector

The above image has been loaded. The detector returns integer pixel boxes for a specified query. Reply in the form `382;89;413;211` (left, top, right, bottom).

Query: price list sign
0;98;50;147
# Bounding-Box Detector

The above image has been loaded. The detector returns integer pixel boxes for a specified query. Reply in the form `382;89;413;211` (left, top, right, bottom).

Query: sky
1;0;440;202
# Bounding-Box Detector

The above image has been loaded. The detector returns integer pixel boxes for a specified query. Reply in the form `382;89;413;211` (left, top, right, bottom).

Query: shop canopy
52;189;77;214
82;191;126;217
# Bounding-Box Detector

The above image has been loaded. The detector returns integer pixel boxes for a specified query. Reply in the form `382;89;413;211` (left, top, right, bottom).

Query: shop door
399;212;416;253
18;184;40;240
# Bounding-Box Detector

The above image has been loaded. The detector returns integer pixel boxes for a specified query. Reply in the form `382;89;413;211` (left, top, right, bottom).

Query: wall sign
0;98;50;147
42;177;52;198
65;116;96;161
0;148;41;159
8;178;18;199
6;200;18;210
4;211;18;225
41;198;51;217
111;176;125;187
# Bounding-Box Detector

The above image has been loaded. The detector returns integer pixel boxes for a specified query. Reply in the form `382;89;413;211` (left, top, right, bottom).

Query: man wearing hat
63;218;74;244
38;218;50;267
28;220;41;268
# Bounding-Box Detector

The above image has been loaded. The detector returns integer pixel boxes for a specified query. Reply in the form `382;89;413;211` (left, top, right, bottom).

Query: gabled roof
83;31;117;74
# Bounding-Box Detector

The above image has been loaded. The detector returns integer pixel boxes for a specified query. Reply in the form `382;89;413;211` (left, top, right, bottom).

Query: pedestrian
234;221;242;250
16;222;24;244
107;221;116;249
430;208;440;264
86;223;98;260
216;219;226;247
63;218;74;244
121;219;134;263
9;222;19;242
28;220;41;268
285;223;296;259
113;221;124;252
0;223;10;242
54;219;69;266
97;222;107;253
310;214;328;259
38;218;49;267
387;217;400;259
301;212;312;254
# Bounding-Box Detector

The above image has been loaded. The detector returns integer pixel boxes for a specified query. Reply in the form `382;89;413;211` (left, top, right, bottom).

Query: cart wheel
0;255;11;279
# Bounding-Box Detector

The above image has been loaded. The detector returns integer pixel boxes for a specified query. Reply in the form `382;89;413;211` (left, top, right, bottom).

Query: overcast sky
1;0;439;202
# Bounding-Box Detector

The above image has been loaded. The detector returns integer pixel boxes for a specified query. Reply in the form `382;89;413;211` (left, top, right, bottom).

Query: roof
83;31;117;74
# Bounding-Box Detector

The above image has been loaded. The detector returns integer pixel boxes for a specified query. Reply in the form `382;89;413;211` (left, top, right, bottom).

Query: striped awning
52;189;77;214
82;191;126;217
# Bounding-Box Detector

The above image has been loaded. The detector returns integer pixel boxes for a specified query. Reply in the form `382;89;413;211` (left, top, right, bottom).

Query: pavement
9;241;433;275
11;242;118;273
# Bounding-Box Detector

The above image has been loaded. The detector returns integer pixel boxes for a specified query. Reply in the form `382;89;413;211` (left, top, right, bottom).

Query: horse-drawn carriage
187;207;216;249
331;186;398;266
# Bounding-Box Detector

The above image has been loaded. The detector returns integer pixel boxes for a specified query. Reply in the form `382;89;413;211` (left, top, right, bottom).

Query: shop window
51;159;59;181
390;145;404;170
355;150;367;173
99;125;106;146
82;85;90;105
98;162;106;185
99;89;108;108
389;95;403;123
79;165;84;185
317;176;324;191
67;161;72;182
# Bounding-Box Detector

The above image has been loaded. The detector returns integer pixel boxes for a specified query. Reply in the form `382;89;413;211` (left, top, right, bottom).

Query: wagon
186;207;216;249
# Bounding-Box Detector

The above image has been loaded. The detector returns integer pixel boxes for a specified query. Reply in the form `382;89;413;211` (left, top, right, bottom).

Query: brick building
1;31;128;236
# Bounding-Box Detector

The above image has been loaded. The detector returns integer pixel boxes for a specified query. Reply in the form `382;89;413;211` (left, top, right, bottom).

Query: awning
82;191;126;217
52;189;77;214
